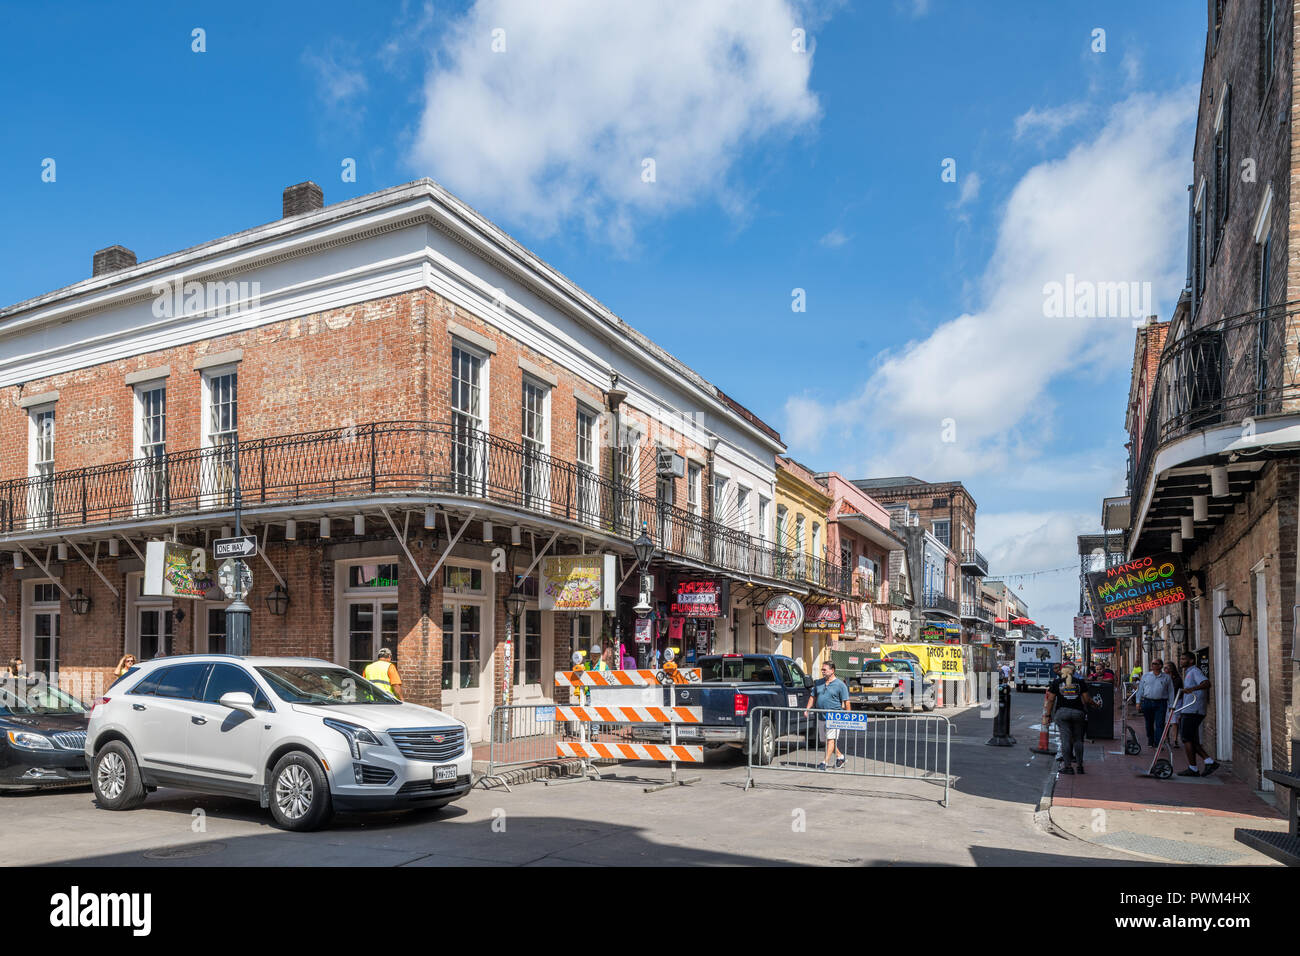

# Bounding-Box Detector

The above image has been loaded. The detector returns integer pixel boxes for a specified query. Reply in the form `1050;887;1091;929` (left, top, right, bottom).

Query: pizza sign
764;595;805;635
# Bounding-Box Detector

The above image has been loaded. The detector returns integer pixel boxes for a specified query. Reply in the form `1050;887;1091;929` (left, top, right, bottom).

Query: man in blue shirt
1177;651;1216;777
803;661;851;770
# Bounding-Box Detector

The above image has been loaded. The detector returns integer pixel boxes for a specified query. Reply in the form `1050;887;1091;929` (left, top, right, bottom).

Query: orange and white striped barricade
549;669;704;790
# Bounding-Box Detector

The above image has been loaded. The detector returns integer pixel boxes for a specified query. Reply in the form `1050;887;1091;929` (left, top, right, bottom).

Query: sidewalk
1047;712;1288;865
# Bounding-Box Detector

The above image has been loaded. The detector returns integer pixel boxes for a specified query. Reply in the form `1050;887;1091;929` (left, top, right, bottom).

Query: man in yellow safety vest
364;647;403;700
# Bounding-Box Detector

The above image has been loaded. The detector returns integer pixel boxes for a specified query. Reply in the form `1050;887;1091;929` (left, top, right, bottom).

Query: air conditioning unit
656;449;685;478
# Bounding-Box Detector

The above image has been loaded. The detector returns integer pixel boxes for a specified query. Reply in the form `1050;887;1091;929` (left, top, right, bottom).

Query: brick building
1123;1;1297;810
0;179;851;741
852;477;989;650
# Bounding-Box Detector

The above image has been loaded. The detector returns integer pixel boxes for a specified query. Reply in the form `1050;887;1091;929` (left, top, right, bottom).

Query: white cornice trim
0;181;784;454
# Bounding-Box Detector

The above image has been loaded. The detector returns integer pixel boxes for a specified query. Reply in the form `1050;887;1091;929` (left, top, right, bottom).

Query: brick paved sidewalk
1047;713;1288;865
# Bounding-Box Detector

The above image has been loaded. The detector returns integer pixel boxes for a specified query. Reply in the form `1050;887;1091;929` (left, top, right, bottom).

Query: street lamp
633;523;654;618
1169;622;1186;648
503;583;526;623
1218;599;1249;637
69;588;90;615
265;584;290;617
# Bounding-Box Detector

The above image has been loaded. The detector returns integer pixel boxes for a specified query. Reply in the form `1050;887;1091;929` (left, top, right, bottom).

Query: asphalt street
1;690;1148;866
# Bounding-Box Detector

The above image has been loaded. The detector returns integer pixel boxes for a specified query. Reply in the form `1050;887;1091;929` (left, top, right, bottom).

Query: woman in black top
1044;663;1096;774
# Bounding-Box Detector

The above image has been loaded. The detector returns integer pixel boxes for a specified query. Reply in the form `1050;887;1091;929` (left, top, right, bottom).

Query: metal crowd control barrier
745;706;952;807
479;703;642;791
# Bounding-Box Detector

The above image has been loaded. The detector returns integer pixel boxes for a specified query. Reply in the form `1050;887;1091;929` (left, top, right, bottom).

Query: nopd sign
1086;552;1189;623
764;595;804;634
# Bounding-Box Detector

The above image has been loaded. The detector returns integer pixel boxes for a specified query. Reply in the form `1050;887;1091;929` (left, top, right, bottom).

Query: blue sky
0;1;1208;634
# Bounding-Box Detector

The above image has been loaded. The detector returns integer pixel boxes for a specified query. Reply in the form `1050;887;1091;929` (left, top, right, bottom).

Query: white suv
86;655;472;831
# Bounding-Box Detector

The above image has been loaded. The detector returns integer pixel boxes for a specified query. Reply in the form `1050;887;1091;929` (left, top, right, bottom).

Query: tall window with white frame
576;406;599;526
520;377;549;508
686;461;703;559
27;582;60;681
206;370;237;505
138;384;167;516
655;465;674;550
1212;86;1230;257
617;426;640;532
451;343;485;495
29;407;55;528
1256;214;1273;415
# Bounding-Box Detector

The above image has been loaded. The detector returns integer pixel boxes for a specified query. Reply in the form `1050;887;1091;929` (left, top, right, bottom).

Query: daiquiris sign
1086;553;1189;623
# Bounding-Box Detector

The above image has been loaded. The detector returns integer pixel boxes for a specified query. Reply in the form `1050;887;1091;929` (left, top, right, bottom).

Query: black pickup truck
631;653;815;763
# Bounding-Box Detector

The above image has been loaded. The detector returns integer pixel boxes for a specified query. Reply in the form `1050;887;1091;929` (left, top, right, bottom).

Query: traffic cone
1030;691;1055;755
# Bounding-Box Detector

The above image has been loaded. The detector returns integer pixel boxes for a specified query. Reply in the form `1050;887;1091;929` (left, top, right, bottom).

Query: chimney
282;181;324;218
92;245;137;277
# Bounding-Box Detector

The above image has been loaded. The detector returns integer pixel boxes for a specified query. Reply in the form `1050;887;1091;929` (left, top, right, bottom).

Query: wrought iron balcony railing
0;420;851;596
1131;300;1300;514
960;601;992;622
960;548;988;575
922;589;960;616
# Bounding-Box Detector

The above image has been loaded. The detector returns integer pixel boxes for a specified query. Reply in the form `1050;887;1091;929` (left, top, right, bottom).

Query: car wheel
922;692;937;712
753;717;776;765
269;752;333;831
92;741;147;811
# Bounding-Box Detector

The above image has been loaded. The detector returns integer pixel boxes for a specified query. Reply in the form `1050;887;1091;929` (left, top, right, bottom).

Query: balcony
960;548;989;576
0;420;853;597
921;589;960;618
1130;301;1300;555
960;601;992;623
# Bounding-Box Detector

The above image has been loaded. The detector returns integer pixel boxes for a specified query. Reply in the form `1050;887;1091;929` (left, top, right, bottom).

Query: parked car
847;658;937;712
86;655;472;831
1;679;92;790
631;653;814;764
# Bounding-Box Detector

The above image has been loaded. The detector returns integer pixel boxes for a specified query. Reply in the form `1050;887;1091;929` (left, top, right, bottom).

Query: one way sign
213;535;258;559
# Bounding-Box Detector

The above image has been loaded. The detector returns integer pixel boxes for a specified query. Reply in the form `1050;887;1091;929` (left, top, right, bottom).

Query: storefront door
442;600;491;735
346;601;399;675
511;606;552;704
1211;587;1233;760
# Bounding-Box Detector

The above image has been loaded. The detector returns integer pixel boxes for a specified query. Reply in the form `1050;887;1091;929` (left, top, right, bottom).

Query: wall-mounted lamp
107;538;120;557
285;519;297;541
319;517;331;539
12;551;23;571
57;543;68;562
265;584;290;617
1218;599;1249;637
482;521;494;543
353;514;365;536
425;506;437;530
68;588;91;616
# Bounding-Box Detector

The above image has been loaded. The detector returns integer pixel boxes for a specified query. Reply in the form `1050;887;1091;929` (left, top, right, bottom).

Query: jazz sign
1085;553;1189;624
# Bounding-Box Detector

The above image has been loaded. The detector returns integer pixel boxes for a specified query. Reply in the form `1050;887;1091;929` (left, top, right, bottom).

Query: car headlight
6;730;54;750
323;718;381;760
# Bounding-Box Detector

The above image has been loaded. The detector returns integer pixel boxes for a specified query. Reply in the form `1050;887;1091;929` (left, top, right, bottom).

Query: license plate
434;765;457;783
677;727;701;738
872;679;893;687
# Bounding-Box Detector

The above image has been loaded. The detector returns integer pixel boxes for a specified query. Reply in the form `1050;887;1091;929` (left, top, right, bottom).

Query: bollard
986;680;1016;747
1030;689;1055;754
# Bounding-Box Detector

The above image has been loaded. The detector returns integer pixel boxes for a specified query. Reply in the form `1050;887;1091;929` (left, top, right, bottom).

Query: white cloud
783;90;1194;481
957;170;981;207
978;510;1095;637
407;0;822;243
303;48;369;117
1013;102;1089;142
819;227;852;248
